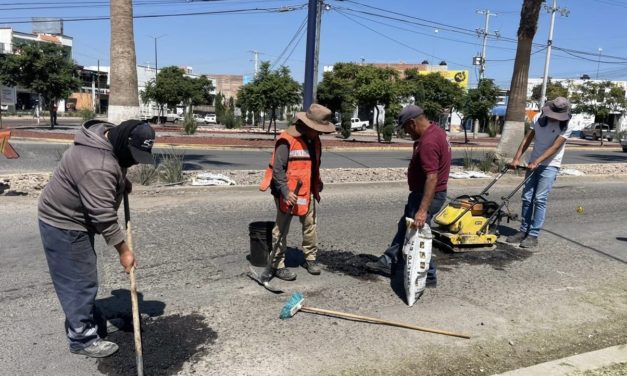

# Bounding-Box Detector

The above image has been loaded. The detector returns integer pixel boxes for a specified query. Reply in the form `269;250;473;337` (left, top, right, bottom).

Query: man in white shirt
507;97;574;248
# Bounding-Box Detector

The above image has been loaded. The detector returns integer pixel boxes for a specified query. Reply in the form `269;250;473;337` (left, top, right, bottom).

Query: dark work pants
39;220;100;351
383;191;447;281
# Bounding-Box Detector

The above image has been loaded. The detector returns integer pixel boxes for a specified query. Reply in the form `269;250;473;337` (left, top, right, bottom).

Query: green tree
237;84;262;126
109;0;140;123
496;0;544;160
461;79;499;136
402;70;464;122
354;65;400;142
141;66;215;122
317;62;361;139
214;92;225;125
237;62;300;138
530;79;569;106
571;81;627;145
0;42;80;129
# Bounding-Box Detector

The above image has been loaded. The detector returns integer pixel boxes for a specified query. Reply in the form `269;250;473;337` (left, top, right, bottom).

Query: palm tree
496;0;544;160
108;0;140;124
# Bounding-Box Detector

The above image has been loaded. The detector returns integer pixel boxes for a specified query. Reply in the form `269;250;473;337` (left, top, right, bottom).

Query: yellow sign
419;70;469;89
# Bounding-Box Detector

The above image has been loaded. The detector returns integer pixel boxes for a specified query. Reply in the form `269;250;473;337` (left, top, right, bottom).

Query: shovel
248;180;303;293
123;193;144;376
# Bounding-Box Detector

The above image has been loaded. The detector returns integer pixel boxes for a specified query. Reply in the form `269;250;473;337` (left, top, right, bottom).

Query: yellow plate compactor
432;166;534;252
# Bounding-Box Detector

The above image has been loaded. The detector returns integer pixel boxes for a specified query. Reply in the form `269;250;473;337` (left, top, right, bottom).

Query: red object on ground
0;130;19;159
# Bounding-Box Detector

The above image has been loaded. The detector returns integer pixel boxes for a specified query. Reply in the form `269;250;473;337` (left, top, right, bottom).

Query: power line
339;8;518;52
270;15;307;69
334;8;473;69
279;24;307;67
334;1;627;63
0;4;308;24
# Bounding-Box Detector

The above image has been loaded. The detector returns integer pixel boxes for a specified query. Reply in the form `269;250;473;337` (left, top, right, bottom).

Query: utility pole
596;47;603;79
476;9;497;80
303;0;320;109
539;0;569;109
249;50;261;76
312;0;324;102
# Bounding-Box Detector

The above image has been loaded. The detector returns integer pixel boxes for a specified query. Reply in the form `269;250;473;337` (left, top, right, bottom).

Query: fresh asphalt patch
97;313;217;376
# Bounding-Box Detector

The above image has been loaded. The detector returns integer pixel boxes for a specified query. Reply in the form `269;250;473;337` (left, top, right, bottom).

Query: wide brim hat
541;97;571;122
295;104;335;134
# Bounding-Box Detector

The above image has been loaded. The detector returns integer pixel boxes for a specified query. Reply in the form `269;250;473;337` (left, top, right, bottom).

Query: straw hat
295;104;335;133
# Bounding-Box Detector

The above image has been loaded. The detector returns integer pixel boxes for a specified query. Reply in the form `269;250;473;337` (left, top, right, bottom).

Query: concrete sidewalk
496;344;627;376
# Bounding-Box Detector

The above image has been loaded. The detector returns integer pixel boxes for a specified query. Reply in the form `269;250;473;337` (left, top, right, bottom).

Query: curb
494;344;627;376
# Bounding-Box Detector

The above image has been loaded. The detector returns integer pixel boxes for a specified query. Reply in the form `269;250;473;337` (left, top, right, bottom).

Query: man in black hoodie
38;119;155;358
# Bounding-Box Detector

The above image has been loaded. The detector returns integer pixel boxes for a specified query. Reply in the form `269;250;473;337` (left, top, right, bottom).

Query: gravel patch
2;163;627;197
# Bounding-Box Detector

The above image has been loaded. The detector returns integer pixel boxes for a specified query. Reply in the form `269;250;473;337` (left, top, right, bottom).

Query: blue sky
2;0;627;88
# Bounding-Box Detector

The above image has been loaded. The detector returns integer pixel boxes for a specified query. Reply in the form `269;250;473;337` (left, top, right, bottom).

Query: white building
0;27;73;113
527;77;627;131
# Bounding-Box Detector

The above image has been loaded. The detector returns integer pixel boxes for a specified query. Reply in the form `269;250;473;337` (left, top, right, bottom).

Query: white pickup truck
350;118;369;130
336;118;369;131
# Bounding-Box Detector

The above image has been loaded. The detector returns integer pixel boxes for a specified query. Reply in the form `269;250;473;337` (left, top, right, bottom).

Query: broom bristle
279;292;304;320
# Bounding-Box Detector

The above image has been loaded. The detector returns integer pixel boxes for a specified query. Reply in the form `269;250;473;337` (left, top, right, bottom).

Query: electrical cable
270;15;307;69
334;8;473;69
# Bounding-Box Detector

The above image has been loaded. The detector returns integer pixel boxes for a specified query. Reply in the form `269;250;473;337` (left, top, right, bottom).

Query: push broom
280;292;470;339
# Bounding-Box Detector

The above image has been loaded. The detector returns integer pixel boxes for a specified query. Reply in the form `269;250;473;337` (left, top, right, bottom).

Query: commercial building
0;26;73;113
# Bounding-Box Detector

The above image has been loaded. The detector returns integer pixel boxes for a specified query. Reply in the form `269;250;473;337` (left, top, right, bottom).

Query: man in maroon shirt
366;105;451;287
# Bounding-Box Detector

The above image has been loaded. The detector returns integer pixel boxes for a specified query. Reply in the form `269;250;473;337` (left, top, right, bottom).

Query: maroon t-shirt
408;125;451;193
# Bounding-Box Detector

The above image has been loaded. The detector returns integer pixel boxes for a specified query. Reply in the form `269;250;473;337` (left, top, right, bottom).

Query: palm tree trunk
108;0;140;124
496;0;543;160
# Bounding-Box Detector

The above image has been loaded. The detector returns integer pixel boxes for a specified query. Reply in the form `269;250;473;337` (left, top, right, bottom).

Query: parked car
580;123;614;141
335;118;370;131
620;132;627;152
204;113;217;124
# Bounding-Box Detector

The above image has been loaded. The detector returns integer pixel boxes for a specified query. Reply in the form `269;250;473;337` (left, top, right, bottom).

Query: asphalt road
1;177;626;375
2;140;627;174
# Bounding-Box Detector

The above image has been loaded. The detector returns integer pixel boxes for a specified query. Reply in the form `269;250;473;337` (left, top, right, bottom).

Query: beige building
209;74;244;100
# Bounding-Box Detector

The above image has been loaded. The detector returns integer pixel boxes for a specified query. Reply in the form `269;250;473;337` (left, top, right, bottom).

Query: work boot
506;232;527;244
273;268;297;281
365;256;392;277
302;260;322;275
70;340;119;358
519;235;539;248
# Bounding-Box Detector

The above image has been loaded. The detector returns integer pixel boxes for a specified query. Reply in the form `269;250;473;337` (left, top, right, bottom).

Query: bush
127;163;159;185
478;152;496;173
382;123;394;142
614;130;625;142
463;148;475;170
183;112;198;135
159;148;184;184
487;120;498;137
77;108;96;121
224;110;237;129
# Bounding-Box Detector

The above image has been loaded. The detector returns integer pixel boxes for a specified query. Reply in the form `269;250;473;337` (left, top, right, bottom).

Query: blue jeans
520;166;559;237
383;191;447;281
39;220;100;351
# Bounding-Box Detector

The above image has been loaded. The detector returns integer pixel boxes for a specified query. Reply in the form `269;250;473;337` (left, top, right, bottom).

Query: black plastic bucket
248;221;275;267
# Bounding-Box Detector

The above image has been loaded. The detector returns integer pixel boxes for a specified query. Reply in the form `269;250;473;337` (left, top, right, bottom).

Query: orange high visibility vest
260;132;322;216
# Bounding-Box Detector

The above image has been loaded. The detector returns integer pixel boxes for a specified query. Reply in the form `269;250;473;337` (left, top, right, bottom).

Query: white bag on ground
191;173;236;186
403;218;432;307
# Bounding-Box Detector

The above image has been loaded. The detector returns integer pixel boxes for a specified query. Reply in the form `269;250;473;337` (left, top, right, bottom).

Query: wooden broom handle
300;306;470;339
124;193;144;376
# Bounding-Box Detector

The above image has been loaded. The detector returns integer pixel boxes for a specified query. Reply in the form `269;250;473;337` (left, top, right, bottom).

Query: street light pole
148;35;166;117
